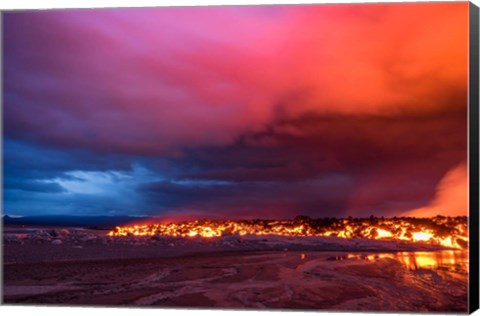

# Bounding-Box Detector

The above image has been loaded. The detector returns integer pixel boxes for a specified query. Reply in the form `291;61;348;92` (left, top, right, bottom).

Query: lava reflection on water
337;251;468;272
390;251;468;271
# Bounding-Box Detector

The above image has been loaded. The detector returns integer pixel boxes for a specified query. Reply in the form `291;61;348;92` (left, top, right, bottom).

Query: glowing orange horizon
108;216;468;249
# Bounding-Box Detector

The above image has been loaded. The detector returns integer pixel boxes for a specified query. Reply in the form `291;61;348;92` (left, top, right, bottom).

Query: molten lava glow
108;216;468;249
376;229;393;238
412;232;434;242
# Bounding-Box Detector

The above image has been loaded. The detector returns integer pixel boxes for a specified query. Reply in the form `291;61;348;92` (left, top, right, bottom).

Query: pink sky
3;2;470;218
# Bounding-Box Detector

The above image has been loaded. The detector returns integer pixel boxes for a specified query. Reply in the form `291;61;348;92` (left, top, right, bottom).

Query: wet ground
2;226;468;312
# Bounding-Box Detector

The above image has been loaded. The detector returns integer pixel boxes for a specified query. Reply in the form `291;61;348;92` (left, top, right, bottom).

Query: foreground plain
2;226;468;312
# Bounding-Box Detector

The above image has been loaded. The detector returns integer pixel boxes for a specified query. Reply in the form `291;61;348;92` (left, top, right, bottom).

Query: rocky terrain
3;225;452;263
2;225;469;312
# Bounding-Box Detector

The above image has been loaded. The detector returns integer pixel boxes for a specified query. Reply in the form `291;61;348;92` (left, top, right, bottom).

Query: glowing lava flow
108;216;468;249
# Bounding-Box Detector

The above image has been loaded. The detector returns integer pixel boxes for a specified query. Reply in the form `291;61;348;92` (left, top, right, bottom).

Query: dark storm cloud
2;139;152;215
164;107;467;217
138;175;355;218
3;139;135;186
5;180;66;194
2;4;469;218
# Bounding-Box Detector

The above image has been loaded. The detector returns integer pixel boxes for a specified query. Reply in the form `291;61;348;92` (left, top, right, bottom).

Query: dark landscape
2;216;469;312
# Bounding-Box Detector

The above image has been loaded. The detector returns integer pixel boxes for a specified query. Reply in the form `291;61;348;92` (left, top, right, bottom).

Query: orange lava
108;216;468;249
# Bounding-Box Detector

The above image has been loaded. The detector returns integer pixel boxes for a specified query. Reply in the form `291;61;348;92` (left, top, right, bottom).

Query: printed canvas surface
2;2;471;312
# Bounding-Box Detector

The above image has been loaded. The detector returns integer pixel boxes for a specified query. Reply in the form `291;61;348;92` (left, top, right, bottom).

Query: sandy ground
2;226;469;312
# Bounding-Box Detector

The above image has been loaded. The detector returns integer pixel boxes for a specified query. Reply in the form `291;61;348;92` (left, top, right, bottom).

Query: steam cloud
404;162;467;217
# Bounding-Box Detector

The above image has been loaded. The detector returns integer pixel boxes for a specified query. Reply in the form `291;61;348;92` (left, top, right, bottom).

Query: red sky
3;2;470;218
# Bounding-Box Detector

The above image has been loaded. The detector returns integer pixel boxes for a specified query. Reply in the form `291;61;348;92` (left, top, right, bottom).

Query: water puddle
333;250;468;272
